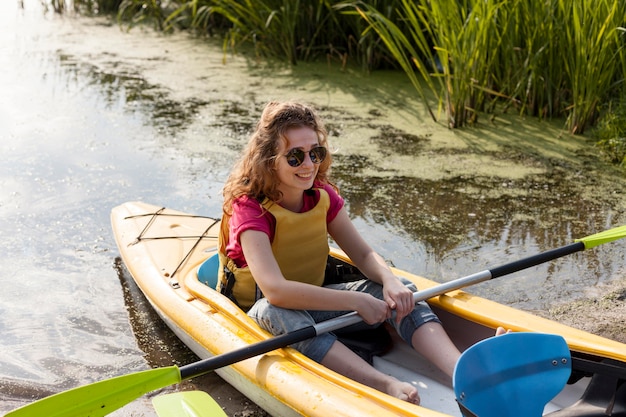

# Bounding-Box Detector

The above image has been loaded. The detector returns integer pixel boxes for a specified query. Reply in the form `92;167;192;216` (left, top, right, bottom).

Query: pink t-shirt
225;182;344;268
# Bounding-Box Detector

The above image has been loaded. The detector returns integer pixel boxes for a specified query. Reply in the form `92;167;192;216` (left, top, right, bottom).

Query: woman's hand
382;276;414;324
353;292;391;325
328;208;415;324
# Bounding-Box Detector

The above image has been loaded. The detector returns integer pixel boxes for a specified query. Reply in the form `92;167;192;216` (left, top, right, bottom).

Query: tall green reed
344;1;438;121
334;0;405;71
353;0;506;128
350;0;626;132
556;0;626;133
118;0;168;30
490;0;566;118
224;0;302;65
170;0;348;65
427;0;506;127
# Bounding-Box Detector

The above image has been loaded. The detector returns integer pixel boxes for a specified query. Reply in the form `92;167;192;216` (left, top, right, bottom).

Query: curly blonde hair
222;101;335;215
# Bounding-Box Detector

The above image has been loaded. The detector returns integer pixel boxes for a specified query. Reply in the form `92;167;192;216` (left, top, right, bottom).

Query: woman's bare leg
321;340;421;404
410;321;461;378
411;323;511;378
323;325;510;404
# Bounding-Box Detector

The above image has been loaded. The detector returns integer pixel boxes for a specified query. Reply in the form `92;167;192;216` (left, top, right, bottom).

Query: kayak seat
324;255;365;285
324;255;393;363
545;358;626;417
197;253;220;289
453;332;571;417
335;324;393;365
199;254;366;290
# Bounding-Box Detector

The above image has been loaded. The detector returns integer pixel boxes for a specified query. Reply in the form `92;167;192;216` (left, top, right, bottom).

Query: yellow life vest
217;189;330;310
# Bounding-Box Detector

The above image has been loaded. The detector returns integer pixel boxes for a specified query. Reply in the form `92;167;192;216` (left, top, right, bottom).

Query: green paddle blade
152;391;228;417
576;224;626;249
6;366;181;417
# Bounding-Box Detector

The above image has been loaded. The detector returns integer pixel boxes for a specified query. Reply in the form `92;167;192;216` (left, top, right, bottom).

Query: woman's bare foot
495;326;511;336
385;378;420;405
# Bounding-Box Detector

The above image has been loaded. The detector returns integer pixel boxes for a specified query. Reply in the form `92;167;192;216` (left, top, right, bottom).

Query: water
0;3;230;414
1;1;625;415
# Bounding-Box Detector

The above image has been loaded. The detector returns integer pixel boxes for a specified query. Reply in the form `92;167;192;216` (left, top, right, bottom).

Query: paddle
405;223;626;303
152;391;228;417
453;332;572;417
7;225;626;417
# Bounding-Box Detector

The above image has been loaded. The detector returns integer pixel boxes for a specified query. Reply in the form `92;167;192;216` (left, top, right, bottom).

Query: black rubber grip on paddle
180;325;318;380
489;241;585;279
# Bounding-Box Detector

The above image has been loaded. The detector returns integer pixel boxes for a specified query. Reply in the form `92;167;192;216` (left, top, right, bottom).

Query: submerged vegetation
44;0;626;165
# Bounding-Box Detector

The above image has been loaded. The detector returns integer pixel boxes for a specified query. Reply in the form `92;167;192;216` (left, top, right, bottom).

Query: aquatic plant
349;0;506;128
118;0;168;30
592;97;626;167
556;0;626;134
63;0;123;14
162;1;345;65
349;0;626;131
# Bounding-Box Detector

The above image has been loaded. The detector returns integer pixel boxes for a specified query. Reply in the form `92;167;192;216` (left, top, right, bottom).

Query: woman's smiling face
276;126;321;198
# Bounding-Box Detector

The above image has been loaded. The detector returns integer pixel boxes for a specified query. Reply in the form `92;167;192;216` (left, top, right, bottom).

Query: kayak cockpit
195;252;626;417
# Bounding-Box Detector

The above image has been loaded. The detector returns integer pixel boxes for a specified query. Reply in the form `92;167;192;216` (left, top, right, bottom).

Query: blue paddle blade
152;391;228;417
453;332;571;417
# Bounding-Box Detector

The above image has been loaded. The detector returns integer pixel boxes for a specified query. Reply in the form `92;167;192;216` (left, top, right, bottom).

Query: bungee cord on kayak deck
124;208;220;280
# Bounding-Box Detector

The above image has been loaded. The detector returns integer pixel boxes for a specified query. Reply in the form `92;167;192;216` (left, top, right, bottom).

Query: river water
1;1;625;415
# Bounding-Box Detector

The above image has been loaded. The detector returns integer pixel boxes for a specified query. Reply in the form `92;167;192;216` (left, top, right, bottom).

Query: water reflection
334;161;623;308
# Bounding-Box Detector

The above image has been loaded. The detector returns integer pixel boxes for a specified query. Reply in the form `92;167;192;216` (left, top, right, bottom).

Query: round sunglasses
284;146;327;167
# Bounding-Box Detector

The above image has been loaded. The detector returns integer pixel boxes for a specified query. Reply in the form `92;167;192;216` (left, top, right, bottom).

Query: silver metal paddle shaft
411;270;493;303
314;270;493;336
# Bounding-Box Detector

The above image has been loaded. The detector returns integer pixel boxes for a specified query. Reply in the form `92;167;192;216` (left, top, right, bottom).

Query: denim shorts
246;278;441;363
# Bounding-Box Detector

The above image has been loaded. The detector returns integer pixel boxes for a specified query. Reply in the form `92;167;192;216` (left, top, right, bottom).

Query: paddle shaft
181;241;586;380
411;241;585;302
180;313;362;379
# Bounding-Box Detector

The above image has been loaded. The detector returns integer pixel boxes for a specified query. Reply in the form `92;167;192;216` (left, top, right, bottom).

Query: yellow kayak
111;201;626;417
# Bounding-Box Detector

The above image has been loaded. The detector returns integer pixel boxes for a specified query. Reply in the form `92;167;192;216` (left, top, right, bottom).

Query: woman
217;101;462;405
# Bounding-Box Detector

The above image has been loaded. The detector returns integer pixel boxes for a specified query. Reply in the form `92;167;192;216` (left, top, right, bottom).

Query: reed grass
488;0;565;118
343;1;438;121
352;0;626;131
353;0;510;127
556;0;626;133
211;0;307;65
61;0;626;143
118;0;167;30
57;0;123;15
592;97;626;166
165;1;358;65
